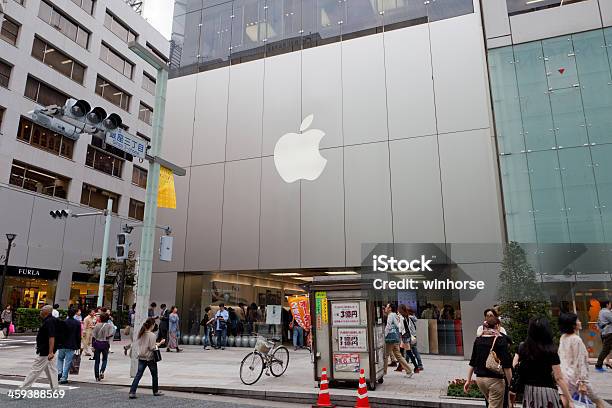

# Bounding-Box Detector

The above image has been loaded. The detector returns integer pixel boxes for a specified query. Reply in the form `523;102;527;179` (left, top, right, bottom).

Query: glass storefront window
3;277;57;309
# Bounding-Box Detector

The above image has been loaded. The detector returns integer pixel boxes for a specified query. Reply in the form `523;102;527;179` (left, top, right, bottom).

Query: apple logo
273;114;327;183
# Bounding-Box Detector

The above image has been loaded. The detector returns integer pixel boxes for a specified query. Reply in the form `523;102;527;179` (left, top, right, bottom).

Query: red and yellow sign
288;295;311;330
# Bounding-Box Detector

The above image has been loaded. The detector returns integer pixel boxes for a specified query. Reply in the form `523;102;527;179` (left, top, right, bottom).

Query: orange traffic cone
313;367;335;408
355;368;371;408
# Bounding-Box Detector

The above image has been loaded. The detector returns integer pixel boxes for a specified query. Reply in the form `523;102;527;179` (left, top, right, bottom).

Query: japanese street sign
105;128;147;159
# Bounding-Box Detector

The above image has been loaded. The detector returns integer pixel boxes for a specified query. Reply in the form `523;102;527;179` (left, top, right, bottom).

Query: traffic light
49;209;71;219
63;98;123;133
116;233;129;260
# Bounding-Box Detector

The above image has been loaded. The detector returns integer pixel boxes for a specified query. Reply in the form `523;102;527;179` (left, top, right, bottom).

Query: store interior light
61;59;72;64
294;277;314;282
270;272;302;277
325;271;358;275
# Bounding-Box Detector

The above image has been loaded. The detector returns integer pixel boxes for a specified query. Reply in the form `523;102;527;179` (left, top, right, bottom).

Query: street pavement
0;338;610;406
0;375;310;407
0;336;37;350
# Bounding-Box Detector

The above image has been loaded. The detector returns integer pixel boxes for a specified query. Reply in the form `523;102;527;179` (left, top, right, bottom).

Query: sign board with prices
331;302;360;326
105;129;147;159
337;328;367;352
334;353;360;372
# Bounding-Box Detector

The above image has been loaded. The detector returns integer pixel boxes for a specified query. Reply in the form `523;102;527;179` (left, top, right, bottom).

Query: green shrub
15;308;127;331
447;379;484;399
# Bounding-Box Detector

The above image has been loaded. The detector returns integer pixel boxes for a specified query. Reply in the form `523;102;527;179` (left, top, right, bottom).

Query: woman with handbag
558;313;609;408
398;304;420;373
129;318;165;399
511;317;573;408
1;304;12;338
465;308;512;408
91;313;115;381
383;303;413;377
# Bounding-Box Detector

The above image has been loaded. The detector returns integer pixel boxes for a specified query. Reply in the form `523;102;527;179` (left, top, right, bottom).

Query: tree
498;241;553;351
80;251;137;309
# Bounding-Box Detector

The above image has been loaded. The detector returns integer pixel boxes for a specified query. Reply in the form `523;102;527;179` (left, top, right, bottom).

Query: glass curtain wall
169;0;474;74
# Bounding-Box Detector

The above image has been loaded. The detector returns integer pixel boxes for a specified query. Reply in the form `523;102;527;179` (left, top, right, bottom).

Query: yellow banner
157;166;176;209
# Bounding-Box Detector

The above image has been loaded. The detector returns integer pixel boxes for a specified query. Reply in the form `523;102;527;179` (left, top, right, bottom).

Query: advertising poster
321;298;329;324
266;305;282;325
334;353;360;372
337;328;367;352
288;295;311;330
331;302;360;326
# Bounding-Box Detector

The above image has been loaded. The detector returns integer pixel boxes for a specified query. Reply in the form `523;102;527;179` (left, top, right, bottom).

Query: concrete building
155;0;612;358
0;0;168;310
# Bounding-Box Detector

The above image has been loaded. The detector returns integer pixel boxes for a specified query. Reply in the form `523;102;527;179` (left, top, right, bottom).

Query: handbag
485;336;504;375
572;392;595;408
153;347;162;363
8;323;14;335
92;339;109;351
385;317;401;344
69;351;81;375
509;360;524;394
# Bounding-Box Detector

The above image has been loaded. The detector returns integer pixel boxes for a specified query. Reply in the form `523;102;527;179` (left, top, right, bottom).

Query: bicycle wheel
240;351;265;385
270;346;290;377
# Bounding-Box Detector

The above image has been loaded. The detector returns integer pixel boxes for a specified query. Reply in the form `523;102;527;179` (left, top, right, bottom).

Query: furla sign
273;114;327;183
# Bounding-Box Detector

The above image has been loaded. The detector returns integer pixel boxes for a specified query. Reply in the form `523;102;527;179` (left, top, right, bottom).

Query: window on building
128;198;145;220
80;183;119;213
95;76;131;111
9;161;70;199
13;0;25;6
0;106;5;130
131;166;147;188
38;1;90;49
142;72;156;96
104;10;138;44
0;60;11;88
1;16;20;46
506;0;587;15
99;42;133;79
71;0;94;14
17;116;74;159
85;144;124;178
138;102;153;125
31;37;86;84
24;75;70;107
146;42;169;63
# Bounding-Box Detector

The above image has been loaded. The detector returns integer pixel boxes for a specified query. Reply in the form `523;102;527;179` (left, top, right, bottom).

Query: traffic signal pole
97;198;113;307
128;42;168;377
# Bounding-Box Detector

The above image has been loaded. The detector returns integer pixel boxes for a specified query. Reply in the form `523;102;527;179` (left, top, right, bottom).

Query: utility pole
114;258;127;341
97;198;113;307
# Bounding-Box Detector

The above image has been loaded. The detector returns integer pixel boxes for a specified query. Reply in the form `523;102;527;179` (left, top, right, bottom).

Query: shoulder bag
385;316;401;344
509;359;524;393
485;336;504;375
153;346;162;363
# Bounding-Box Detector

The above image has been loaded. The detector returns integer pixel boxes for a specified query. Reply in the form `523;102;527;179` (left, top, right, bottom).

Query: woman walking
1;304;12;337
128;318;165;399
82;309;96;356
465;308;512;408
167;306;182;352
92;313;115;381
398;304;420;373
383;303;413;378
558;313;610;408
511;317;573;408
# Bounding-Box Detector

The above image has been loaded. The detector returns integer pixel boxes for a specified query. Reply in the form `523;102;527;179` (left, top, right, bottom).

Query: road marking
0;379;79;390
0;346;19;350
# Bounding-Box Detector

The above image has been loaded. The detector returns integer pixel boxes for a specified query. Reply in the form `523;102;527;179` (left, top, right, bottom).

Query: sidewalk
0;338;610;407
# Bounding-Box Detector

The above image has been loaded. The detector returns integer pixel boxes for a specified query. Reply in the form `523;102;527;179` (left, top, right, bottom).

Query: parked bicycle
239;336;289;385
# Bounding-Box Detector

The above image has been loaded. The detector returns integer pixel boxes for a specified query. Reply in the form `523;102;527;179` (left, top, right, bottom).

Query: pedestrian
82;309;96;356
558;312;610;408
383;303;413;377
1;304;12;338
167;306;182;352
128;317;165;399
52;304;60;318
74;308;82;323
510;317;573;408
595;300;612;372
291;316;304;351
200;306;212;350
228;307;239;337
148;302;158;319
158;303;169;344
247;303;258;334
18;305;59;392
92;313;115;381
398;304;420;373
464;308;512;408
56;308;81;384
406;307;424;370
209;303;229;350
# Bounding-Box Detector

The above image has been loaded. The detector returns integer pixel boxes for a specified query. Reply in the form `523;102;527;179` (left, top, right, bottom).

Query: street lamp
127;40;168;376
0;233;17;309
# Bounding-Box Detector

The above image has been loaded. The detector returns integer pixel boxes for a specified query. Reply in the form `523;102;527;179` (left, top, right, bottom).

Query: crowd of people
465;301;612;408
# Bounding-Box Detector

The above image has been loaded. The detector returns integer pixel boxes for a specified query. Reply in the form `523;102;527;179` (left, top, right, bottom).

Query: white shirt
51;309;59;318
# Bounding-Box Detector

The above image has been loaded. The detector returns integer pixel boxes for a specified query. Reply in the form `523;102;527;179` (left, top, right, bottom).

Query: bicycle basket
255;339;271;354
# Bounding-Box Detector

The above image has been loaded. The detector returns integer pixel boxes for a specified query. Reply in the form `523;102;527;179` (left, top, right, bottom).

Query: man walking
158;304;169;345
209;304;228;350
595;300;612;372
56;308;81;384
19;305;59;391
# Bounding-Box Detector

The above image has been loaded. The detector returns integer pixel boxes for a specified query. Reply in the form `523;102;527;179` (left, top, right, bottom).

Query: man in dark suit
158;304;169;344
